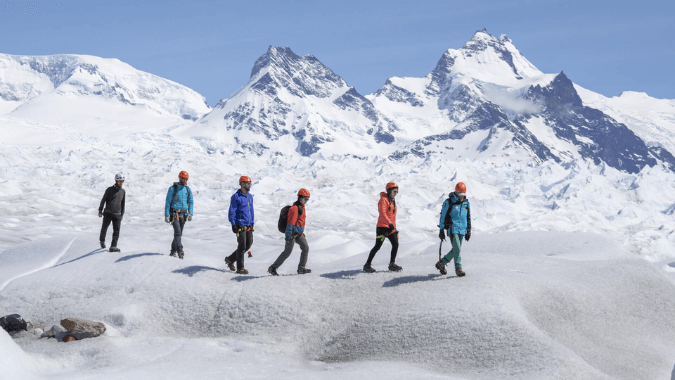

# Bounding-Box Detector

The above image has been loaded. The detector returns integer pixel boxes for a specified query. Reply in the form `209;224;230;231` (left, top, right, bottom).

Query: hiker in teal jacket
164;171;193;259
436;182;471;277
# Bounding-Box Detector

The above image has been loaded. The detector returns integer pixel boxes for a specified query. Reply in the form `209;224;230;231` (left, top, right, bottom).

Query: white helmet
115;173;125;182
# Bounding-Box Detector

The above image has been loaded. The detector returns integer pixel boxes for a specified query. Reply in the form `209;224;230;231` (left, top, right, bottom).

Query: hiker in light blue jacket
164;171;193;259
436;182;471;277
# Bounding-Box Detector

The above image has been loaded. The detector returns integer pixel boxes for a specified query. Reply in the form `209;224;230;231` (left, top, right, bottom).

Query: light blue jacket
439;192;471;235
165;183;194;216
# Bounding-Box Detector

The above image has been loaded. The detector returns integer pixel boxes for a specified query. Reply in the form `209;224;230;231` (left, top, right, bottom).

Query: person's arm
121;191;125;217
99;188;109;214
228;194;237;226
439;200;450;230
466;202;471;231
165;187;173;217
250;195;254;225
188;188;194;215
285;205;298;241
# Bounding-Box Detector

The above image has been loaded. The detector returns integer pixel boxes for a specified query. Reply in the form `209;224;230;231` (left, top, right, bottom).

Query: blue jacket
228;190;254;226
165;183;194;217
439;192;471;235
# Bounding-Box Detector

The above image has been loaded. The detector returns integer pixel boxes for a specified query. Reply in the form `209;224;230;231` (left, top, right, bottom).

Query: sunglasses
179;177;188;181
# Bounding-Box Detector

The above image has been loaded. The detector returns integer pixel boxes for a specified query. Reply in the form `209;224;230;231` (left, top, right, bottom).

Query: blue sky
1;0;672;105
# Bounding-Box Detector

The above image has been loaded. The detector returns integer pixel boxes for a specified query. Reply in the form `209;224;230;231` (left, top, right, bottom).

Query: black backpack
278;205;291;233
0;314;27;333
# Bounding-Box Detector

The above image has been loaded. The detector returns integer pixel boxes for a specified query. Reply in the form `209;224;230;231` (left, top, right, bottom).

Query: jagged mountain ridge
368;29;675;173
0;54;211;121
188;46;396;157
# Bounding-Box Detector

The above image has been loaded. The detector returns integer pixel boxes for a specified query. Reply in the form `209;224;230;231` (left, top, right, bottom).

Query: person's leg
110;216;121;247
177;218;186;255
442;234;463;269
99;214;112;243
296;235;309;270
387;233;399;263
366;238;384;265
271;239;295;269
172;217;183;252
235;230;247;270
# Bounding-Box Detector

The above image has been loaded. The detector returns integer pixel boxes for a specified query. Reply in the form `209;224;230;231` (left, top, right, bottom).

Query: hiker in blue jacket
164;171;193;259
436;182;471;277
225;176;254;274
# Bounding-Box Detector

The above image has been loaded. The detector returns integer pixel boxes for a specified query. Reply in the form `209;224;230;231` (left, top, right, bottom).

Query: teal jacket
439;193;471;235
165;183;194;216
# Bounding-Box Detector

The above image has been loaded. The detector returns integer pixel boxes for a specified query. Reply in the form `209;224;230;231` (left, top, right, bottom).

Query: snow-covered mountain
368;29;675;174
186;46;396;156
0;54;211;124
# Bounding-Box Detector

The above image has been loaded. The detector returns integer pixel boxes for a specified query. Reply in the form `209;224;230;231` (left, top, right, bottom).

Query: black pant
172;217;187;253
227;228;253;270
366;227;399;265
100;214;122;247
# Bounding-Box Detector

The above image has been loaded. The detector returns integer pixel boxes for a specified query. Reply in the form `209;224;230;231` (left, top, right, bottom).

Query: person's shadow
320;270;363;280
173;266;225;277
382;274;451;288
115;253;162;263
52;248;105;267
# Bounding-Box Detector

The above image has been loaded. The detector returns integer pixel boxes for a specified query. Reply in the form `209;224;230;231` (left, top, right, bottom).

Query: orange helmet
298;188;310;198
179;171;189;180
386;182;398;191
239;176;251;184
455;182;466;193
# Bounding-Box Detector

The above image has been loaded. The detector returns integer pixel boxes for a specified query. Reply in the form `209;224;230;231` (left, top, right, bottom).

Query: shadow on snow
52;248;105;268
116;252;162;263
382;274;451;287
319;270;363;280
173;265;226;277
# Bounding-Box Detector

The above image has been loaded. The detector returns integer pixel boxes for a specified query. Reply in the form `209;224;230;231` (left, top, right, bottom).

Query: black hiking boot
297;268;311;275
435;261;447;275
109;247;120;252
363;263;376;273
169;251;176;257
100;241;106;249
455;268;466;277
177;250;184;260
224;257;235;271
388;262;402;272
268;266;279;276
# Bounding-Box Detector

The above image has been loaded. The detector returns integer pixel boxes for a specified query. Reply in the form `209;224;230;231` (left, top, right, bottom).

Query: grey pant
171;217;187;253
271;235;309;270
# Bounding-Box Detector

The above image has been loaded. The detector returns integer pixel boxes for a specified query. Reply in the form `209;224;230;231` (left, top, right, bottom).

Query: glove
188;215;192;222
250;223;254;232
165;216;170;224
232;225;240;234
439;229;446;241
388;224;395;232
465;230;471;241
98;212;102;217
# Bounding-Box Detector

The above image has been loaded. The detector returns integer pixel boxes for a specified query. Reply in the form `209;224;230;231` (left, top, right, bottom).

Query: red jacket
376;192;397;228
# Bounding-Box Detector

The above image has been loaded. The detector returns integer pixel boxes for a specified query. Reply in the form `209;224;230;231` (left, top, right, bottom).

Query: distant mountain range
1;30;674;174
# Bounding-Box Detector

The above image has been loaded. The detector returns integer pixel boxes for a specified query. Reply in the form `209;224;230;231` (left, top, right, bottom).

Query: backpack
442;194;465;229
0;314;27;333
278;205;291;233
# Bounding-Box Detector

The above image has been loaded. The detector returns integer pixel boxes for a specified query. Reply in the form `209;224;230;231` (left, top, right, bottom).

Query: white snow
2;33;675;380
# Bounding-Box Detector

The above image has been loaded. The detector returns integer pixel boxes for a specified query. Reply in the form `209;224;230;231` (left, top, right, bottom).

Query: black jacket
99;185;125;216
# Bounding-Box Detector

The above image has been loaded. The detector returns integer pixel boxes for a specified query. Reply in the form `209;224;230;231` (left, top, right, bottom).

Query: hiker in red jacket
268;189;311;276
363;182;402;273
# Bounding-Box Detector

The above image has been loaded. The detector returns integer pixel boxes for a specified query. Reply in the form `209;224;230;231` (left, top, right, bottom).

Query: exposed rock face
40;324;65;339
60;318;106;340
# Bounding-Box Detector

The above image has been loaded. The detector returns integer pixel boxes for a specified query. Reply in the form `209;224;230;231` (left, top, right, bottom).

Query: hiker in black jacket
98;173;126;252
